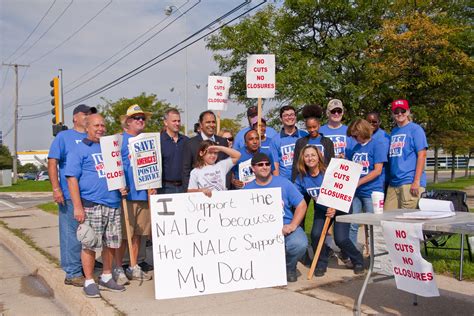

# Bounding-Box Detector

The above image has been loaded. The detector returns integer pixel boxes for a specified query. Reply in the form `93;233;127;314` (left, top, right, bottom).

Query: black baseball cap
251;153;271;165
73;104;97;115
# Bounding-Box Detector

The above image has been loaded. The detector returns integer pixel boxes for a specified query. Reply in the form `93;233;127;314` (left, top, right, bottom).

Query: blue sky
0;0;268;151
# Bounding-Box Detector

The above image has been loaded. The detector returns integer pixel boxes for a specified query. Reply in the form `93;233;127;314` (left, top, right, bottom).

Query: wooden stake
217;111;221;135
307;216;331;280
121;197;134;265
257;97;262;144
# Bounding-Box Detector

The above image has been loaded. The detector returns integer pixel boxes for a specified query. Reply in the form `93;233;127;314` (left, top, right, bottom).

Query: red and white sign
128;133;162;190
207;76;230;111
316;158;362;213
100;134;126;191
381;221;439;297
246;54;275;98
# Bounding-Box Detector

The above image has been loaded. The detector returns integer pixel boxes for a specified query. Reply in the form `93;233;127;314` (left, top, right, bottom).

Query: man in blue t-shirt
233;106;277;151
270;105;308;180
66;114;125;298
48;104;96;287
245;153;308;283
114;104;154;284
319;99;355;158
385;99;428;210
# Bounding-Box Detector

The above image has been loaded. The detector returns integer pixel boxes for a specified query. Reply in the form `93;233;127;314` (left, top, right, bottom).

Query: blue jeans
59;200;83;279
158;182;184;194
311;206;363;269
284;226;308;273
349;196;374;245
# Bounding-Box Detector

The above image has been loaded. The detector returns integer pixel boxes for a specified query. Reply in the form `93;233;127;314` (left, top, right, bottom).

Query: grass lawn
427;175;474;190
37;201;58;215
0;179;52;192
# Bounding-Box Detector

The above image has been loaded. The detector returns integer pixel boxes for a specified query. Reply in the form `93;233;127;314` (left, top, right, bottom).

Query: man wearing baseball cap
233;106;278;151
385;99;428;210
47;104;97;287
244;153;308;282
319;99;355;158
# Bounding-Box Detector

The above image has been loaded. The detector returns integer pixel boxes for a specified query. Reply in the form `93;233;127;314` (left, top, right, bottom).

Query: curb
0;225;119;315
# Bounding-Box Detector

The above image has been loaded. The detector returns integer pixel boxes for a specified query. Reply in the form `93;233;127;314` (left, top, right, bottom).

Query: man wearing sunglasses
385;99;428;210
245;153;308;283
319;99;354;159
114;104;154;285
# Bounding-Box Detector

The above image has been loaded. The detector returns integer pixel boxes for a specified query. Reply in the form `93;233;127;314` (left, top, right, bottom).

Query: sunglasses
393;108;407;115
254;162;271;167
132;116;146;121
225;137;234;142
330;108;343;115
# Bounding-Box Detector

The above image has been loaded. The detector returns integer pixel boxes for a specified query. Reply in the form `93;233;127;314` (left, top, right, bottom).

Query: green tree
97;92;174;134
0;145;13;169
219;118;242;136
18;163;39;174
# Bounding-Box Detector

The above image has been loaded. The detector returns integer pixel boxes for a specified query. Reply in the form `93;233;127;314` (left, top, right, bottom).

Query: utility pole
2;63;30;184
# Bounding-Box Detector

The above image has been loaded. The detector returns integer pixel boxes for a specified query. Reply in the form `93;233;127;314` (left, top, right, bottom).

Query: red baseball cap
391;99;409;112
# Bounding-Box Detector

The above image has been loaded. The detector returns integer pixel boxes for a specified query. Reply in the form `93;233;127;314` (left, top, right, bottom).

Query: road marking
0;199;18;209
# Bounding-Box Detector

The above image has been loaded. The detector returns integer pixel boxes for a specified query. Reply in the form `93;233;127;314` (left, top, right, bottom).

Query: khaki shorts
121;200;151;239
384;184;425;211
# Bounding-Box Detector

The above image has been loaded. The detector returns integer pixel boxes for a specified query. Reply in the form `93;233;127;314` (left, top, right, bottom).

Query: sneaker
138;261;154;272
64;275;85;287
314;267;327;277
83;283;100;298
99;278;126;292
126;265;152;281
113;267;130;286
354;265;365;275
286;270;298;283
341;257;354;269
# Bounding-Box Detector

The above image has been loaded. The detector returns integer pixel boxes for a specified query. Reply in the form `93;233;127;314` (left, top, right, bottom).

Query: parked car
22;173;37;180
36;171;49;181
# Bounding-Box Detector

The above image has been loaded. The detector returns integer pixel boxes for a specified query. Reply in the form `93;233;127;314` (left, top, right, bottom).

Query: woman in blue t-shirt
347;119;387;246
294;145;364;277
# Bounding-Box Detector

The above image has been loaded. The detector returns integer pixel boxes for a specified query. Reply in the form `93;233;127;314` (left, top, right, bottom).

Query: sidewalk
0;195;473;315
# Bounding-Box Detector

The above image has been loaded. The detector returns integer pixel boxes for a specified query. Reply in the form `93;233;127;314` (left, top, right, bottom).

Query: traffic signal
50;77;60;124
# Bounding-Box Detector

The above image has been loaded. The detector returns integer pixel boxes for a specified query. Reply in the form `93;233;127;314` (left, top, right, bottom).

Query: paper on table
396;198;455;219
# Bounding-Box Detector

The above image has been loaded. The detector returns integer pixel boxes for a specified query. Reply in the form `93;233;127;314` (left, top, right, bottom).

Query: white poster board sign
246;54;275;98
381;221;439;297
150;188;286;299
128;133;162;190
238;159;255;183
99;134;125;191
207;76;230;111
316;158;362;213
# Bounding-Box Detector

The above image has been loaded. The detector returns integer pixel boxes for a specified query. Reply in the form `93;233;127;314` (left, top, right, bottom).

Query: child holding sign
294;145;364;276
188;140;241;196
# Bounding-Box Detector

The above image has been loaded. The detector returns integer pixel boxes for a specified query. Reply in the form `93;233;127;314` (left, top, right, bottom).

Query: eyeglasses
330;108;343;115
254;162;271;167
132;116;146;121
282;113;296;119
393;108;407;115
225;137;234;142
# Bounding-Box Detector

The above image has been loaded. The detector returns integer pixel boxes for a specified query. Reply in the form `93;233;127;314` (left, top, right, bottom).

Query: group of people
48;97;428;297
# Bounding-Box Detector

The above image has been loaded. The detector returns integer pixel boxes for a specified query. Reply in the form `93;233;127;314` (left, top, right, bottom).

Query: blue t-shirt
349;138;388;198
233;126;278;151
65;139;121;208
372;128;390;185
319;124;354;158
48;129;87;200
260;137;272;156
389;122;428;187
245;175;303;225
270;128;308;180
294;172;324;199
307;135;325;156
122;132;148;201
232;148;274;181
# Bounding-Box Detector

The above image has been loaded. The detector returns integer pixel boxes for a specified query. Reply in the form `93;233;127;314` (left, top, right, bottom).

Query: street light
165;5;188;136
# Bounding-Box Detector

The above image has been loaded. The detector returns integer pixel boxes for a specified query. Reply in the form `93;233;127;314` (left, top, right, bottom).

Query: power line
28;0;113;64
13;1;74;63
20;0;192;107
3;0;57;62
21;1;265;119
0;66;11;95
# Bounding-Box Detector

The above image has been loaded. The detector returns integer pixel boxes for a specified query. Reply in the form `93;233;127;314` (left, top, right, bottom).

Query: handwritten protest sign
316;158;362;213
381;221;439;297
246;54;275;98
207;76;230;111
128;133;162;190
150;188;286;299
99;134;125;191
